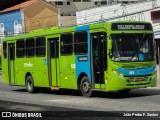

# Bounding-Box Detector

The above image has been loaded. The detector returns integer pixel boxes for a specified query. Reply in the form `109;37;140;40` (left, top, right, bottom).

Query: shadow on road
0;100;133;120
91;88;160;99
13;87;160;99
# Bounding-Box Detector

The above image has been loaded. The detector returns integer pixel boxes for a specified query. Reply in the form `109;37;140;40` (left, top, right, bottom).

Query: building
45;0;148;26
46;0;148;15
76;0;160;35
0;0;59;57
45;0;96;26
0;0;58;40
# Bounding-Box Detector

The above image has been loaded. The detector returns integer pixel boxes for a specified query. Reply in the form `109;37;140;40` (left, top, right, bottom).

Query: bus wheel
118;89;131;95
26;75;35;93
80;76;92;97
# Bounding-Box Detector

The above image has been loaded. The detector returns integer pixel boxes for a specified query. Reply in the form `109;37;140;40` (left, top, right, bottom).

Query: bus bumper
105;72;157;91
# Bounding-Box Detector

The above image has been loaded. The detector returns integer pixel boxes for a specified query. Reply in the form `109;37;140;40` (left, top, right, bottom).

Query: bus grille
126;82;151;86
126;76;151;86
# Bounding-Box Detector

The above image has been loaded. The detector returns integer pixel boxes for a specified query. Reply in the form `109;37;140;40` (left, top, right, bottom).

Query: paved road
0;74;160;112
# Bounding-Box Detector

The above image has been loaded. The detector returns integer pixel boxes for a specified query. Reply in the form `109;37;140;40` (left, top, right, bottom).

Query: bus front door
48;38;59;87
91;32;107;88
8;43;15;85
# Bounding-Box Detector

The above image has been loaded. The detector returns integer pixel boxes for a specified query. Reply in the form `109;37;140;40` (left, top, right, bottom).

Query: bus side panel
75;26;92;83
33;58;48;87
31;71;48;87
59;55;77;89
15;58;48;87
15;71;26;86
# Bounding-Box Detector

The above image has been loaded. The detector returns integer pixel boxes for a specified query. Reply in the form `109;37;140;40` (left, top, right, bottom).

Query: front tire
26;75;35;93
80;76;92;97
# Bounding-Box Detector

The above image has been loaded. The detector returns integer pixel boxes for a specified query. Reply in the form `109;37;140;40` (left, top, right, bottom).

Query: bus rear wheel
80;76;92;97
26;75;35;93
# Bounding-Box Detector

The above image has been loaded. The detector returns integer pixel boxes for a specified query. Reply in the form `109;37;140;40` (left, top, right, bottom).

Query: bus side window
36;37;46;57
3;41;7;58
74;31;88;54
16;39;25;58
26;38;35;57
60;33;73;55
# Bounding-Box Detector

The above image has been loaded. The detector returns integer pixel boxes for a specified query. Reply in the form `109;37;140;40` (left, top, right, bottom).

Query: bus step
51;87;60;91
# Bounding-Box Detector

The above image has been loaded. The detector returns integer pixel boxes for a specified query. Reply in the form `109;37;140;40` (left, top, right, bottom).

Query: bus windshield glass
110;33;155;62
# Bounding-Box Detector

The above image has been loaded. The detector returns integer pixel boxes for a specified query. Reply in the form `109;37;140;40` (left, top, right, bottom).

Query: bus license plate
135;78;144;81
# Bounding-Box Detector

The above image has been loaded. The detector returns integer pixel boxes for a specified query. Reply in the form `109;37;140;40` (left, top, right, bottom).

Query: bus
1;21;157;97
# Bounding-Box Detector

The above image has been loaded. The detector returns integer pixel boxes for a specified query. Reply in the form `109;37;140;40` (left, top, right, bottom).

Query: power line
77;2;160;19
76;1;158;19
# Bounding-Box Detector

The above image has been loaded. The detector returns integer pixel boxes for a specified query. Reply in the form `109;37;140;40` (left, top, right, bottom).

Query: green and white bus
1;21;157;97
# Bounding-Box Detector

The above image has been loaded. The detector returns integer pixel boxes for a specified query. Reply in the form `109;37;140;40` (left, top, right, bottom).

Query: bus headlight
112;69;123;77
118;72;124;77
112;69;117;74
152;67;157;74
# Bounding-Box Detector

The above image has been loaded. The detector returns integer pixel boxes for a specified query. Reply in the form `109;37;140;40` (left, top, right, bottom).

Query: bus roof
2;21;152;41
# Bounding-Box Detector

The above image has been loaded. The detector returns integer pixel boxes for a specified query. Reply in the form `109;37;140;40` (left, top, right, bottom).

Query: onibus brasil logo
2;112;42;117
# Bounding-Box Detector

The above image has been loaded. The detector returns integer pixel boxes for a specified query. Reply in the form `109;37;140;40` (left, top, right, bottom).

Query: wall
0;10;23;40
24;1;58;33
0;10;23;57
60;16;77;27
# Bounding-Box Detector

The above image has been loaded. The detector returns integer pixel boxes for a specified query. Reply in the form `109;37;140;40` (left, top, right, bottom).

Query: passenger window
74;31;88;54
16;40;25;58
60;33;73;55
26;38;35;57
36;37;46;57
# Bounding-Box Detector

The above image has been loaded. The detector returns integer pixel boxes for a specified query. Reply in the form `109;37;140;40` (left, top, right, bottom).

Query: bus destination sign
117;25;144;30
111;23;152;30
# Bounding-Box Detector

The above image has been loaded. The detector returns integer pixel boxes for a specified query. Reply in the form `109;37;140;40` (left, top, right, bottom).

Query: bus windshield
110;33;155;62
